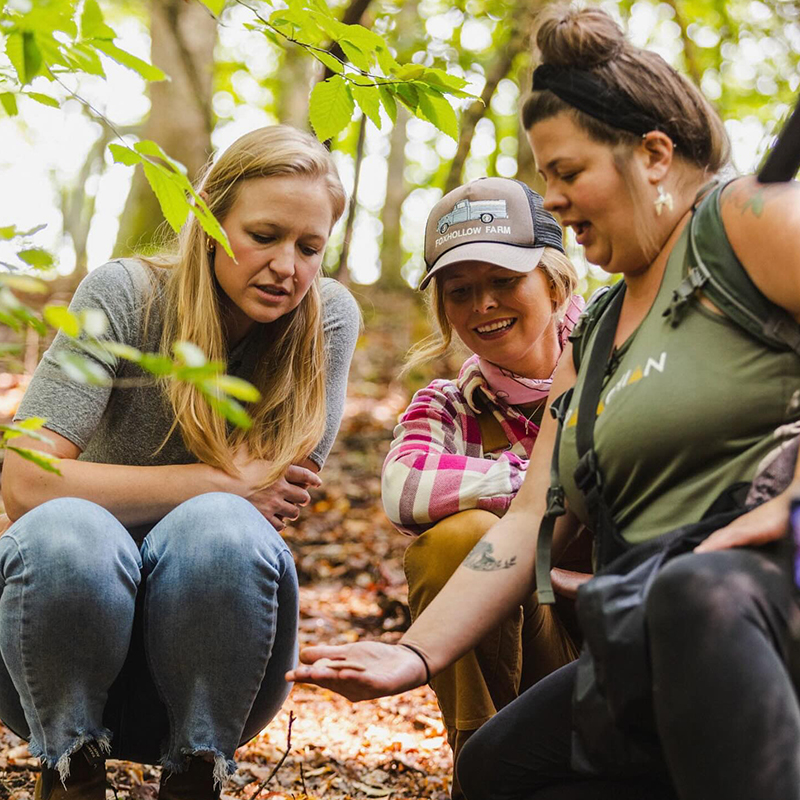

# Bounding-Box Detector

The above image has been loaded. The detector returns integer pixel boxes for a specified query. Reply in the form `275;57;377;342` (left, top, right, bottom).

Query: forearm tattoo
463;541;518;572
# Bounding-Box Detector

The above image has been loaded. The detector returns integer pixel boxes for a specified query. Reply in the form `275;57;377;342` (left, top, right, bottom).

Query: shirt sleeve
381;382;527;536
14;260;147;450
308;278;361;468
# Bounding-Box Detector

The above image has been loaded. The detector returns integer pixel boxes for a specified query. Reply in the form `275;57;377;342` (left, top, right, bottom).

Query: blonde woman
381;178;588;799
1;125;360;800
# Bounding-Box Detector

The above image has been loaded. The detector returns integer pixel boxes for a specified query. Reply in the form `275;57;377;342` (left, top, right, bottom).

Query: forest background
0;0;797;796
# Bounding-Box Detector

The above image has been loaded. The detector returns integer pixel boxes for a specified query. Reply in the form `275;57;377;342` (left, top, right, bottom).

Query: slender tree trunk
380;106;410;290
443;1;535;194
114;0;217;256
335;116;368;284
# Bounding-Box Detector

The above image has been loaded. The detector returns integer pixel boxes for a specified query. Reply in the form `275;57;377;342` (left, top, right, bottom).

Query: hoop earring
654;184;674;216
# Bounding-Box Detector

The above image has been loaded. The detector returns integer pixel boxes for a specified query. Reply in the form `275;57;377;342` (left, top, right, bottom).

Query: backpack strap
663;179;800;356
570;282;622;375
534;389;571;605
573;284;629;567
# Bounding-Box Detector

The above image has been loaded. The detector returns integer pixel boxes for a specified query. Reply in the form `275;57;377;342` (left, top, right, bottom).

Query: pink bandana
477;294;586;405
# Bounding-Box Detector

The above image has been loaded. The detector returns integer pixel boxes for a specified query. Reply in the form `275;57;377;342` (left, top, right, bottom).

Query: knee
456;726;497;800
646;552;754;641
405;510;498;601
3;498;140;579
145;493;291;581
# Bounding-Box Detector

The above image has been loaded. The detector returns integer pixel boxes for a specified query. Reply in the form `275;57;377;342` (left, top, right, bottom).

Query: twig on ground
251;711;295;798
299;758;307;796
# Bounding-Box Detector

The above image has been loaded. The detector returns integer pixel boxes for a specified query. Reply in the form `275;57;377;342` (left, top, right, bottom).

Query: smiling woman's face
527;112;649;275
439;261;558;378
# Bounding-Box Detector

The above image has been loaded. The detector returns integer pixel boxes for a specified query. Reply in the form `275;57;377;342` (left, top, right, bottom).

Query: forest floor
0;288;463;799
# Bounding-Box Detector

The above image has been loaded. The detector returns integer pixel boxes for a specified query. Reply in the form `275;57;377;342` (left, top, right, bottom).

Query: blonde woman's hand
286;641;427;701
228;449;322;531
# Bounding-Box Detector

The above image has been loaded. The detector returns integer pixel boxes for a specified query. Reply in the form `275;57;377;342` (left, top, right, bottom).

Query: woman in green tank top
289;6;800;798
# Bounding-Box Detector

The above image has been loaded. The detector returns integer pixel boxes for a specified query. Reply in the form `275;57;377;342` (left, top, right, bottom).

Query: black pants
457;547;800;800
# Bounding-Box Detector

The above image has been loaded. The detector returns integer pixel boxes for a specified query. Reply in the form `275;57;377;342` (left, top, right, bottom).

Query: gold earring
206;236;215;253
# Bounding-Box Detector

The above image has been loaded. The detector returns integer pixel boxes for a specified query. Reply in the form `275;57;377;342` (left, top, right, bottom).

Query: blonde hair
144;125;347;486
406;247;578;373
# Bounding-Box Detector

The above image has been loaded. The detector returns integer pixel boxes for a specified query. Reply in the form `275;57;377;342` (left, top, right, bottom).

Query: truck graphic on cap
437;198;508;233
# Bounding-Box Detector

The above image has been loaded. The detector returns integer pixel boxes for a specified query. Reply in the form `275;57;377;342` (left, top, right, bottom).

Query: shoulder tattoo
463;541;518;572
723;178;797;218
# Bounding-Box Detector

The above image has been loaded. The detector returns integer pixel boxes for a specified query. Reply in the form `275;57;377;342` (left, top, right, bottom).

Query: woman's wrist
397;640;432;684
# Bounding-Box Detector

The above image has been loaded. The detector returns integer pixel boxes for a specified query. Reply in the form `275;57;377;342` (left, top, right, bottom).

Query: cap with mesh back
420;177;564;289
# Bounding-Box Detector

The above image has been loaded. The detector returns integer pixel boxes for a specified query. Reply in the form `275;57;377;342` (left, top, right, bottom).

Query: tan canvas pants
404;509;585;799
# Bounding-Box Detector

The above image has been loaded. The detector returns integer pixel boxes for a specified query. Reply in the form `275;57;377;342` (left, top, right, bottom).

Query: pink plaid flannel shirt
381;356;540;536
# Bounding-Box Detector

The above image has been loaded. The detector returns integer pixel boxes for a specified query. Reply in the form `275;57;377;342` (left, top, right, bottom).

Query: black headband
532;64;681;149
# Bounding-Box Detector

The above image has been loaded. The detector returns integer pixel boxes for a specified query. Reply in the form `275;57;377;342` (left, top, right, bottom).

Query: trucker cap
419;177;564;289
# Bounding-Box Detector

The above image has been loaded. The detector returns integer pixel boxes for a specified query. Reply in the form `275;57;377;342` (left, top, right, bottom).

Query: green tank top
559;191;800;545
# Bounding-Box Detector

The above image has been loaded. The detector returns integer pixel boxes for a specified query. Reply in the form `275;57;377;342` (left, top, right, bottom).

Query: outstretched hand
286;641;428;701
695;491;791;553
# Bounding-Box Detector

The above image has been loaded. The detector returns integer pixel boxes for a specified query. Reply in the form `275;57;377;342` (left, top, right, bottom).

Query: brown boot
34;746;107;800
158;757;221;800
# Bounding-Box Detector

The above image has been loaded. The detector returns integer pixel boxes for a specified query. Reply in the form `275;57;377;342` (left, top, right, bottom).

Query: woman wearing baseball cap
379;176;587;798
290;4;800;799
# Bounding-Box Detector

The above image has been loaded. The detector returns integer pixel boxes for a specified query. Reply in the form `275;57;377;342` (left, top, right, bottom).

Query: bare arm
2;429;320;527
287;345;580;697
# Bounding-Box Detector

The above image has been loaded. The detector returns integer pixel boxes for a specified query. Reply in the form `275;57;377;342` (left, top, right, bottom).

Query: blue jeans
0;493;299;783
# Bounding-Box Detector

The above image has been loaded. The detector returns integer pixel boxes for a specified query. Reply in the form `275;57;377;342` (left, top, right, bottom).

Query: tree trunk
380;106;410;290
335;116;368;284
114;0;217;256
443;0;536;194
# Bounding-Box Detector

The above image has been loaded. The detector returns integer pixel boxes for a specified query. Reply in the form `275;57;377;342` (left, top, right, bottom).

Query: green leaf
55;351;110;385
395;82;419;113
173;340;206;367
315;50;344;75
23;32;42;82
92;40;167;82
13;304;46;336
6;32;25;83
198;0;226;13
415;86;459;141
0;311;20;332
100;341;142;363
188;201;234;258
142;161;190;233
339;40;371;73
25;91;60;108
80;308;108;337
378;85;397;125
0;421;53;445
81;0;116;39
135;140;188;174
108;143;142;166
139;352;175;375
0;224;46;240
0;274;48;293
375;46;400;77
43;304;80;337
200;387;253;430
421;68;474;98
66;42;105;77
397;64;426;81
0;93;18;116
213;375;261;402
6;446;61;475
309;75;355;142
17;248;54;268
351;83;382;130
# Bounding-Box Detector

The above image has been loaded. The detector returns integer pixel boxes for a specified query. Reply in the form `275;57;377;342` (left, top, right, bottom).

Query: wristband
398;642;431;683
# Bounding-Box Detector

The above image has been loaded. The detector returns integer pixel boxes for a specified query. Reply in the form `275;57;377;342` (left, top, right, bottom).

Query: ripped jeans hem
29;729;112;783
161;746;237;788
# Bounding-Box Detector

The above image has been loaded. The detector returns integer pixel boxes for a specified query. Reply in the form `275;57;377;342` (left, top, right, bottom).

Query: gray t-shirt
17;259;360;470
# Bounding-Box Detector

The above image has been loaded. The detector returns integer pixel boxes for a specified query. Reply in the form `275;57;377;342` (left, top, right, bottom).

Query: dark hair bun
536;6;625;67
